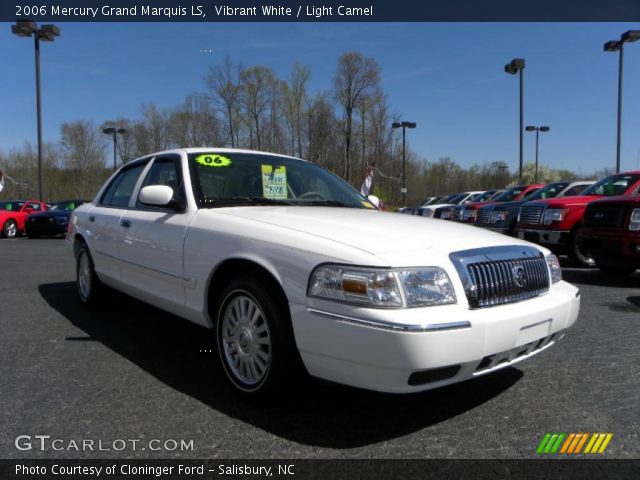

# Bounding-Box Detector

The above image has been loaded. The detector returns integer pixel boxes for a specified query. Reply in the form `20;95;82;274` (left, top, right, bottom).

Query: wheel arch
205;257;290;329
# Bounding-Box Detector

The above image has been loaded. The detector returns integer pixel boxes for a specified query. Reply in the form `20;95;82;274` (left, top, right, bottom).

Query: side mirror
367;195;381;209
139;185;175;208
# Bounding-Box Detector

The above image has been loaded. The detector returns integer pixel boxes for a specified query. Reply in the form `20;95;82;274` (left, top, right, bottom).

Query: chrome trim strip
306;308;471;332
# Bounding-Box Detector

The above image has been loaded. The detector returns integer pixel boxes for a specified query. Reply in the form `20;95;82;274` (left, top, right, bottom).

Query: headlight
629;208;640;231
462;209;477;221
545;254;562;284
490;210;509;223
308;265;456;308
543;208;569;225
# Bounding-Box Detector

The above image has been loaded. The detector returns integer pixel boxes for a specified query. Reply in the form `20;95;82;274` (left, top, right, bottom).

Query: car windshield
492;186;526;202
0;201;25;211
50;201;81;211
190;152;373;209
525;182;570;200
475;191;497;202
581;173;640;197
447;193;468;204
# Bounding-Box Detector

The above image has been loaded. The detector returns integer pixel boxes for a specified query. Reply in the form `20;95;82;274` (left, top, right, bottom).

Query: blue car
25;200;88;238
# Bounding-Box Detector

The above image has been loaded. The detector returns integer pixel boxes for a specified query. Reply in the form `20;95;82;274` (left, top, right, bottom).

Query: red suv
0;200;48;238
580;195;640;276
515;172;640;266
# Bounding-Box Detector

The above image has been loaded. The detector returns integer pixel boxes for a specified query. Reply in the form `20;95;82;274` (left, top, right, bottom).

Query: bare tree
239;66;277;150
333;52;381;184
59;120;107;197
168;93;222;148
205;57;242;147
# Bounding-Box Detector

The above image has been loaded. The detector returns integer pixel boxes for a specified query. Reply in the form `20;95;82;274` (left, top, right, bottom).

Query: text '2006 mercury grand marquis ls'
67;148;580;396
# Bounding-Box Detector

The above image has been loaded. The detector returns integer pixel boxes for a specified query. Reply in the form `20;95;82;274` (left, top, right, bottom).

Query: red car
0;200;48;238
580;194;640;275
515;171;640;266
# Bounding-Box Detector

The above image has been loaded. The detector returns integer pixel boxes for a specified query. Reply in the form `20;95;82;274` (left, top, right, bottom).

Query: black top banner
3;0;640;22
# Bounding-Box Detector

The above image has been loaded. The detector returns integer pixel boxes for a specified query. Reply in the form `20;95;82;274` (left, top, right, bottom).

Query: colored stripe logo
537;433;613;454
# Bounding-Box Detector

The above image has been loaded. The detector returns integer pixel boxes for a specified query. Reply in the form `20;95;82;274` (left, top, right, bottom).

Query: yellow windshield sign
261;165;287;199
195;154;232;167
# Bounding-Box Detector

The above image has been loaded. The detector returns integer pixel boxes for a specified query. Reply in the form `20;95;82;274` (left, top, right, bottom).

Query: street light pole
12;20;60;201
504;58;526;183
604;31;640;173
102;127;127;171
392;121;416;207
525;125;550;183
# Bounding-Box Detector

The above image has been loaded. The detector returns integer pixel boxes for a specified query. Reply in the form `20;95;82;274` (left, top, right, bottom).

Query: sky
1;22;640;175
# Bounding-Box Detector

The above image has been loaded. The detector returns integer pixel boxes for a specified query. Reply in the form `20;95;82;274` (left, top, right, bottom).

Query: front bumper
515;228;570;248
25;222;68;236
581;231;640;267
291;281;580;393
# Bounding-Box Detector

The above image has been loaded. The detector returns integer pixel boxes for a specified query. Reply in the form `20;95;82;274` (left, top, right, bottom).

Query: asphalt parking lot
1;238;639;459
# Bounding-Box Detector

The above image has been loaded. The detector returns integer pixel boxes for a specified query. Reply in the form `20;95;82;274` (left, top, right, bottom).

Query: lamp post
525;125;550;183
392;121;416;207
504;58;525;183
604;30;640;173
102;127;127;171
12;20;60;201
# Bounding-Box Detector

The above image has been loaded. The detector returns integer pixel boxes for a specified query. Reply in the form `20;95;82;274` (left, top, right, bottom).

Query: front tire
215;276;296;397
570;227;595;267
2;219;18;239
76;244;104;306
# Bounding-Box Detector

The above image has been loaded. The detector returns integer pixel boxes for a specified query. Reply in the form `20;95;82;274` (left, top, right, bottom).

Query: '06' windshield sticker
195;154;232;167
261;165;287;199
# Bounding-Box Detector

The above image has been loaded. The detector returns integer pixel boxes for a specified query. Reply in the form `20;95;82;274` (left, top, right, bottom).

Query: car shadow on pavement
39;281;523;449
561;268;639;288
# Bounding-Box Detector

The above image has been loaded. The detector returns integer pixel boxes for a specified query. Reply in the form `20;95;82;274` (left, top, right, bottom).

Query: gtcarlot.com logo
536;433;613;454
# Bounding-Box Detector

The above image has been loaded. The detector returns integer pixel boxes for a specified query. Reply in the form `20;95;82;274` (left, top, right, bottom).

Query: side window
563;185;587;197
136;157;184;208
27;202;42;211
100;164;146;207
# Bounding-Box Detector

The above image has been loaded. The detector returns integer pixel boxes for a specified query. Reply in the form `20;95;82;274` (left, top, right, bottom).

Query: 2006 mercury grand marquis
67;148;580;396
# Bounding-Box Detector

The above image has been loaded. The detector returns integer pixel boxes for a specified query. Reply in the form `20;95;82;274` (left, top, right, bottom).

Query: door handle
89;215;95;222
120;219;131;228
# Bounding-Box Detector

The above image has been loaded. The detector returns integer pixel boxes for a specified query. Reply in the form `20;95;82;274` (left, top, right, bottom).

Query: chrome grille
476;208;492;225
519;205;545;225
583;204;626;229
450;246;550;309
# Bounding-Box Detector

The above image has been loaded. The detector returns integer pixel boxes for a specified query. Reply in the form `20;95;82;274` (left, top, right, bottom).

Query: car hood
524;195;603;208
464;200;496;209
584;194;640;206
30;211;69;218
486;200;526;211
211;206;534;256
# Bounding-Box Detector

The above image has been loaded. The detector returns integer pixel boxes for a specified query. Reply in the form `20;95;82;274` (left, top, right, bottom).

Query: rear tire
570;227;595;268
76;244;105;307
2;219;18;239
215;275;298;398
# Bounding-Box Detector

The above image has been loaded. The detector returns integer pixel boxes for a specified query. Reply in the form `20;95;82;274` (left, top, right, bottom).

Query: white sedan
68;148;580;396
